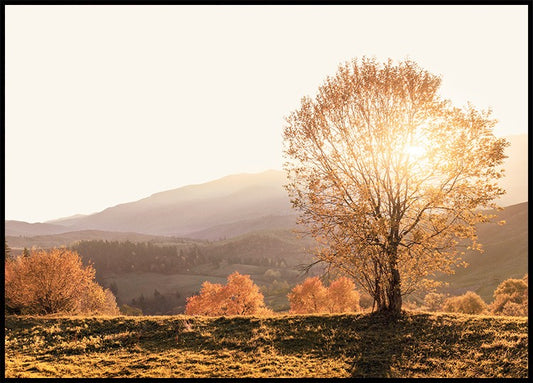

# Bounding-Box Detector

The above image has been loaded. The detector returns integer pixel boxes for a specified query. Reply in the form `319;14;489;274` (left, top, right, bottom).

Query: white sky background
5;5;528;223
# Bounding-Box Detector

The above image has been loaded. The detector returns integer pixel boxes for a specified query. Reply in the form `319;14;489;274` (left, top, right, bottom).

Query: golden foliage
288;276;360;314
4;248;119;315
283;57;508;313
442;291;487;315
288;277;328;314
185;272;271;316
490;276;528;316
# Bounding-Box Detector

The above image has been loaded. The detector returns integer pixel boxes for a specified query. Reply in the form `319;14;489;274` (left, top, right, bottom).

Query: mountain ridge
5;134;527;240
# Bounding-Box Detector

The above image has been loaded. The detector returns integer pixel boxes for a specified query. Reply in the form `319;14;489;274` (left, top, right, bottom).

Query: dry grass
4;311;528;378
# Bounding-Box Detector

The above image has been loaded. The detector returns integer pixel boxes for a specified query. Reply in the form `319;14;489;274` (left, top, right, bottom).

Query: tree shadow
348;311;409;378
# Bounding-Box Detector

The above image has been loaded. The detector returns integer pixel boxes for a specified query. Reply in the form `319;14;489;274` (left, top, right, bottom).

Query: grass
4;311;528;378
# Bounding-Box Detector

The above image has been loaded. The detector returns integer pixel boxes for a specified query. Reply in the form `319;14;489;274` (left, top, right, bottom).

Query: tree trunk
388;267;402;315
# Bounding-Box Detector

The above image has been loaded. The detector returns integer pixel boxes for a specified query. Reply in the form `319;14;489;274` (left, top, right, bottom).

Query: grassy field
5;311;528;378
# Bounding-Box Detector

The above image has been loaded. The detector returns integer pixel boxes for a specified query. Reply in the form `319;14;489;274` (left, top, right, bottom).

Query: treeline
71;239;291;278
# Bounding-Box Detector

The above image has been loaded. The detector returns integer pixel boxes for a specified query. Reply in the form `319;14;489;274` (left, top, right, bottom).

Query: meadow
4;311;528;378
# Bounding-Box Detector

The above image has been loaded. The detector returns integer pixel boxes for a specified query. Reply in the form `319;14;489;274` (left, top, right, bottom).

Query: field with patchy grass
5;312;527;378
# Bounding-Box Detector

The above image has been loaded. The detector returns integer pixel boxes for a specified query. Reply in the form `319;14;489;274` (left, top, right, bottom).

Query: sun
404;144;426;159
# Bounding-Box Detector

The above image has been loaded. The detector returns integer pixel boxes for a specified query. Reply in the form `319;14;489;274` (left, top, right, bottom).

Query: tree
326;277;360;313
442;291;487;315
288;277;328;314
185;272;270;316
4;248;119;315
283;57;508;315
288;276;361;314
490;276;528;316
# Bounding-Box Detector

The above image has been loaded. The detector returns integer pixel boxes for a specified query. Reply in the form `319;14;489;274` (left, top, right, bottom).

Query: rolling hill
5;202;527;307
436;201;528;301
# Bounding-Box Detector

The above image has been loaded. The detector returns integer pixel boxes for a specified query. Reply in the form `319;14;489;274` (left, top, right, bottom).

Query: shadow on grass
348;312;409;378
8;312;525;378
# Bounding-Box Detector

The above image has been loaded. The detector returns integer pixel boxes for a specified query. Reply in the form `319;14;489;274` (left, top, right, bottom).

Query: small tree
5;248;119;315
490;277;528;316
326;277;360;313
185;272;270;316
288;277;328;314
442;291;487;315
288;276;361;314
283;57;508;315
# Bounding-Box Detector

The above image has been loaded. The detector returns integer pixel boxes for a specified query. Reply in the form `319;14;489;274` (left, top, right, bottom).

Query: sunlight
404;144;426;159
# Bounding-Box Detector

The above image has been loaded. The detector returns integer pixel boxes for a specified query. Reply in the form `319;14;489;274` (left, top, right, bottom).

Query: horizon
5;5;528;223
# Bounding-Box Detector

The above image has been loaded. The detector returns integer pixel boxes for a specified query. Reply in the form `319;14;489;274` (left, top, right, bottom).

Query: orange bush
288;276;361;314
185;272;270;316
5;248;119;315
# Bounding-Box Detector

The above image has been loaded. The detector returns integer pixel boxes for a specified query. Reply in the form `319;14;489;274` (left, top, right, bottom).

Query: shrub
5;248;119;315
442;291;487;315
185;272;271;316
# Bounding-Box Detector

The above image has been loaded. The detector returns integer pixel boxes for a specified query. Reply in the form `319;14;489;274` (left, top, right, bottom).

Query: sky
5;5;528;223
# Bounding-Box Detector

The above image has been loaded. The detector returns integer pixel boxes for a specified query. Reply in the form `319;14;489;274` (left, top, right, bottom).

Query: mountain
41;170;294;238
5;220;71;237
5;134;527;240
46;214;88;224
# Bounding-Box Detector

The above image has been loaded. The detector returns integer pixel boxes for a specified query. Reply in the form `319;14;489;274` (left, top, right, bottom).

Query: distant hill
436;201;528;302
6;202;527;308
37;170;295;239
5;220;71;237
5;230;201;251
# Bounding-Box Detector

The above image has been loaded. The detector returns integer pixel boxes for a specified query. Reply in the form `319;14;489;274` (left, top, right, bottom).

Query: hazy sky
5;5;528;223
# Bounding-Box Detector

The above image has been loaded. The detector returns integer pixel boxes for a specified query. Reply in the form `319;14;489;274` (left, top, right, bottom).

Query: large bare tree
283;57;508;315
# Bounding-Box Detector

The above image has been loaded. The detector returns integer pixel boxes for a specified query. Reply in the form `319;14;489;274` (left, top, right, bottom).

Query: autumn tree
288;276;360;314
490;276;528;316
185;272;270;316
326;277;360;313
288;277;328;314
283;57;508;315
5;248;119;315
